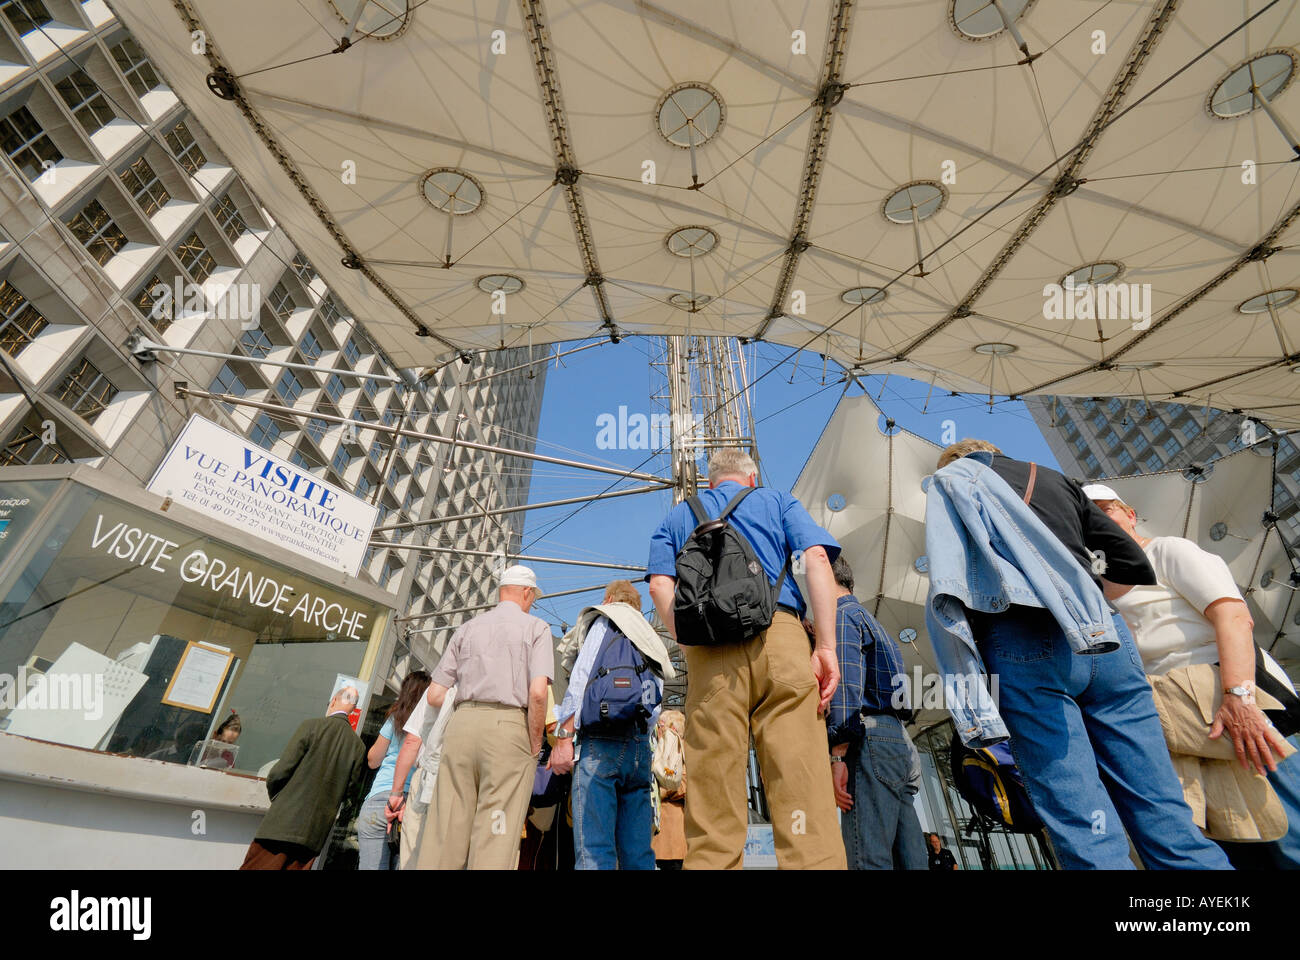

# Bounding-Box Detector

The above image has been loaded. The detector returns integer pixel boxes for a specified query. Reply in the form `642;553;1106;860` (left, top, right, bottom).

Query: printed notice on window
161;642;234;713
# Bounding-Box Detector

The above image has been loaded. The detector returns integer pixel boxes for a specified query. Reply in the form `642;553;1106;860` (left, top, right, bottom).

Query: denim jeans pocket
988;628;1054;664
865;734;912;791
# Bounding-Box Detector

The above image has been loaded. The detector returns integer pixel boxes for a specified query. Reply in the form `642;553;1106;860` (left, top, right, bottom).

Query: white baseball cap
1081;483;1131;508
499;564;540;592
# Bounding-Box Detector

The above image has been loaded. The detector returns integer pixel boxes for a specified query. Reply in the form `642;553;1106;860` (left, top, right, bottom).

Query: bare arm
366;733;390;769
389;732;421;799
1205;598;1287;775
649;574;677;641
527;676;548;756
1101;578;1134;601
801;545;841;713
426;682;448;709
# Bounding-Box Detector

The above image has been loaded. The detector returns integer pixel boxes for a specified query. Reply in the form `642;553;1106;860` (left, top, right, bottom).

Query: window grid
264;282;294;324
0;409;66;466
163;119;206;175
0;280;49;358
55;69;116;135
324;374;345;403
132;273;174;332
0;0;51;34
239;327;272;358
54;356;117;423
249;412;281;450
67;199;127;266
291;252;317;285
331;446;351;475
304;417;328;443
299;330;322;361
212;192;246;243
318;296;343;325
119;156;170;217
1;105;62;180
110;38;162;98
210;363;246;397
275;369;303;405
175;232;216;284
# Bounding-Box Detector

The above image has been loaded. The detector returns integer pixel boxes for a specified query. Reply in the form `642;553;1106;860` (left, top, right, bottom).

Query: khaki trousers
419;702;534;869
398;767;427;869
682;611;845;869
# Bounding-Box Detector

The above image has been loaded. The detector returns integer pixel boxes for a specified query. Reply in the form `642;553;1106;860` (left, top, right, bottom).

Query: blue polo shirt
646;481;840;616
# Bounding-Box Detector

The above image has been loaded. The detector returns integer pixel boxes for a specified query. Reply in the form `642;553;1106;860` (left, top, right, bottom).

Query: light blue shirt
368;717;413;798
556;616;663;733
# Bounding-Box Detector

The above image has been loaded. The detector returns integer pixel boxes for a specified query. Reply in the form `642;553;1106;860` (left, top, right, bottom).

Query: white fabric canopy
112;1;1300;424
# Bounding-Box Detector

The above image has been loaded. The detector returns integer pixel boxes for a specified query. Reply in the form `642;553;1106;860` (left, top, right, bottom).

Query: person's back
925;439;1230;871
646;447;847;870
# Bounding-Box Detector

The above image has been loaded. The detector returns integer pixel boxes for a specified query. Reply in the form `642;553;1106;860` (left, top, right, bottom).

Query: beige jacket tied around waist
1147;662;1295;842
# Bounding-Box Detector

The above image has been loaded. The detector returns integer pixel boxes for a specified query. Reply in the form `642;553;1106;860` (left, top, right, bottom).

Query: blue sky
516;338;1059;632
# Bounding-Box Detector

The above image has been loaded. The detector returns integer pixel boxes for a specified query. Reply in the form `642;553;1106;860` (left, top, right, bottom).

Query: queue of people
242;441;1300;871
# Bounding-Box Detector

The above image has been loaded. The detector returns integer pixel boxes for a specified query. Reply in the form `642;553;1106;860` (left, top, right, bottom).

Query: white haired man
240;686;366;870
647;448;846;869
419;565;555;869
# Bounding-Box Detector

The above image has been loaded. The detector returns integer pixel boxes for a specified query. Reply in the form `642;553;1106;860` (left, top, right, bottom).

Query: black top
929;847;958;870
986;454;1155;589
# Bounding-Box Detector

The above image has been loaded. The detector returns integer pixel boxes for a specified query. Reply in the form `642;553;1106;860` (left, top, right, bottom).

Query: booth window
1;105;63;181
0;481;387;774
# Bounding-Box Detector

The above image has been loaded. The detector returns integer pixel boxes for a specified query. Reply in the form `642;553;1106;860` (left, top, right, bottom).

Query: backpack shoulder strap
1023;462;1038;505
716;486;754;522
685;495;709;526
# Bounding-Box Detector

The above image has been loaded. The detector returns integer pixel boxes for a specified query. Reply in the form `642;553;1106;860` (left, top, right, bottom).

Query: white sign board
147;415;378;577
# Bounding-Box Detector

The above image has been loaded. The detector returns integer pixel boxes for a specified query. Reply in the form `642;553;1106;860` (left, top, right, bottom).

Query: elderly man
419;565;554;869
240;686;366;870
924;439;1229;869
1084;482;1300;867
647;448;846;869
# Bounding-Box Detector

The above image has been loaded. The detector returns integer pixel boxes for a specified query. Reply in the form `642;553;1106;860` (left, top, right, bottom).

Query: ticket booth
0;464;396;868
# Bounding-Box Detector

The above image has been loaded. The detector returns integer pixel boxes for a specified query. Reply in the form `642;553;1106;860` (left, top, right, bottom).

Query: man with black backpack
549;580;674;869
646;448;846;869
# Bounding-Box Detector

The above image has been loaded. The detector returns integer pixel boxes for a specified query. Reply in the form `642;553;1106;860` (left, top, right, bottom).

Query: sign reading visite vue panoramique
147;415;378;577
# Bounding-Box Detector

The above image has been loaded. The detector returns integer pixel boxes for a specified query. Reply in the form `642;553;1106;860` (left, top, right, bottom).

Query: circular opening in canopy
1209;521;1228;542
1208;51;1296;118
841;286;887;305
329;0;412;40
666;226;718;257
898;627;918;644
656;83;725;147
476;274;524;295
1114;362;1162;371
827;493;847;512
1063;261;1123;287
421;168;483;215
883;182;945;224
1237;288;1299;314
1183;463;1214;484
914;556;929;574
949;0;1036;41
974;342;1017;356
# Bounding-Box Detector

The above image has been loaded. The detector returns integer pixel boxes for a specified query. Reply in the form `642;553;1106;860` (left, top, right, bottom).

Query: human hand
832;759;852;811
811;647;840;715
1209;695;1288;776
548;736;575;775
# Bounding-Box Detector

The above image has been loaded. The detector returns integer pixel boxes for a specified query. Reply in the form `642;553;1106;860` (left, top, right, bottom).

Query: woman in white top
1085;483;1300;868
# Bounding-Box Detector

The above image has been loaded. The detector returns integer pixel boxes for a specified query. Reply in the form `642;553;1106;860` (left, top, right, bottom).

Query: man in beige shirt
419;565;554;869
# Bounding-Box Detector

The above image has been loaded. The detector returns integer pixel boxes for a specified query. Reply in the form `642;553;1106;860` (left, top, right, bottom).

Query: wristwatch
555;727;575;739
1224;681;1256;705
829;755;845;764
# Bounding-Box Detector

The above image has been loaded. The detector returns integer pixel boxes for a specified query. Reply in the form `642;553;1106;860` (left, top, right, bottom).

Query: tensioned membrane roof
113;1;1300;423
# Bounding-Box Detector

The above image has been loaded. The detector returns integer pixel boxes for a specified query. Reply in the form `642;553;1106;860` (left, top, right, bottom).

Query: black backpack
672;487;790;646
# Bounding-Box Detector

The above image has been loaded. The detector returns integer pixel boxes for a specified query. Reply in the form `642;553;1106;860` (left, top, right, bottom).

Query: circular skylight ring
882;181;946;224
420;168;484;215
1062;261;1124;287
655;82;725;148
1237;288;1299;314
1208;50;1296;119
973;342;1017;356
841;286;888;305
1113;361;1162;371
665;226;719;258
328;0;411;41
476;274;524;295
668;293;712;308
898;627;918;644
948;0;1037;42
827;493;847;512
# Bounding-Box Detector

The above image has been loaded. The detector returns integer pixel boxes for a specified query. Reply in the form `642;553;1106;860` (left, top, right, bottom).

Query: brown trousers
239;838;317;870
682;611;846;869
419;702;534;869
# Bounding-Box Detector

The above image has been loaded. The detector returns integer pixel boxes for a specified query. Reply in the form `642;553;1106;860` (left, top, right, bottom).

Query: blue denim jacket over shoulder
923;452;1121;747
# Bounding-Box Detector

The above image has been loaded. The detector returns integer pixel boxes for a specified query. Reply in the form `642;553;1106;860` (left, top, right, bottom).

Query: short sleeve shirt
1111;536;1242;675
430;601;554;706
645;481;840;616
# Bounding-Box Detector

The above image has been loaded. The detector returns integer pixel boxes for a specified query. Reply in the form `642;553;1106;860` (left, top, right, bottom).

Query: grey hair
335;686;359;707
708;448;758;482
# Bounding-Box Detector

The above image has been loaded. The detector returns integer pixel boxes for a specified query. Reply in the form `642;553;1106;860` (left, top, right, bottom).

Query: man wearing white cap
1084;483;1300;868
418;564;555;869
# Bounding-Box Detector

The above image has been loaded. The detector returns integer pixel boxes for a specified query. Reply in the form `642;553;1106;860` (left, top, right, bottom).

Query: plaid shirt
827;594;909;746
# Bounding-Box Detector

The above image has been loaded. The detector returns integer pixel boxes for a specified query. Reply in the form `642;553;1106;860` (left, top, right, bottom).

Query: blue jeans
974;607;1230;870
357;792;394;870
1266;737;1300;868
841;715;928;870
572;732;655;870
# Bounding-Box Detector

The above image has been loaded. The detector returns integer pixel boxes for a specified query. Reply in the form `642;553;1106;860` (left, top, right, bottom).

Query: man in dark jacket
239;686;366;870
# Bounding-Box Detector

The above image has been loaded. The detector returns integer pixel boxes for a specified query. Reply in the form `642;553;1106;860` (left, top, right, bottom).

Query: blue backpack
579;625;661;734
949;737;1043;834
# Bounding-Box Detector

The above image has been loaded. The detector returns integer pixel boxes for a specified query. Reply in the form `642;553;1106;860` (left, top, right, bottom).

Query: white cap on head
1082;483;1129;507
499;564;540;592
